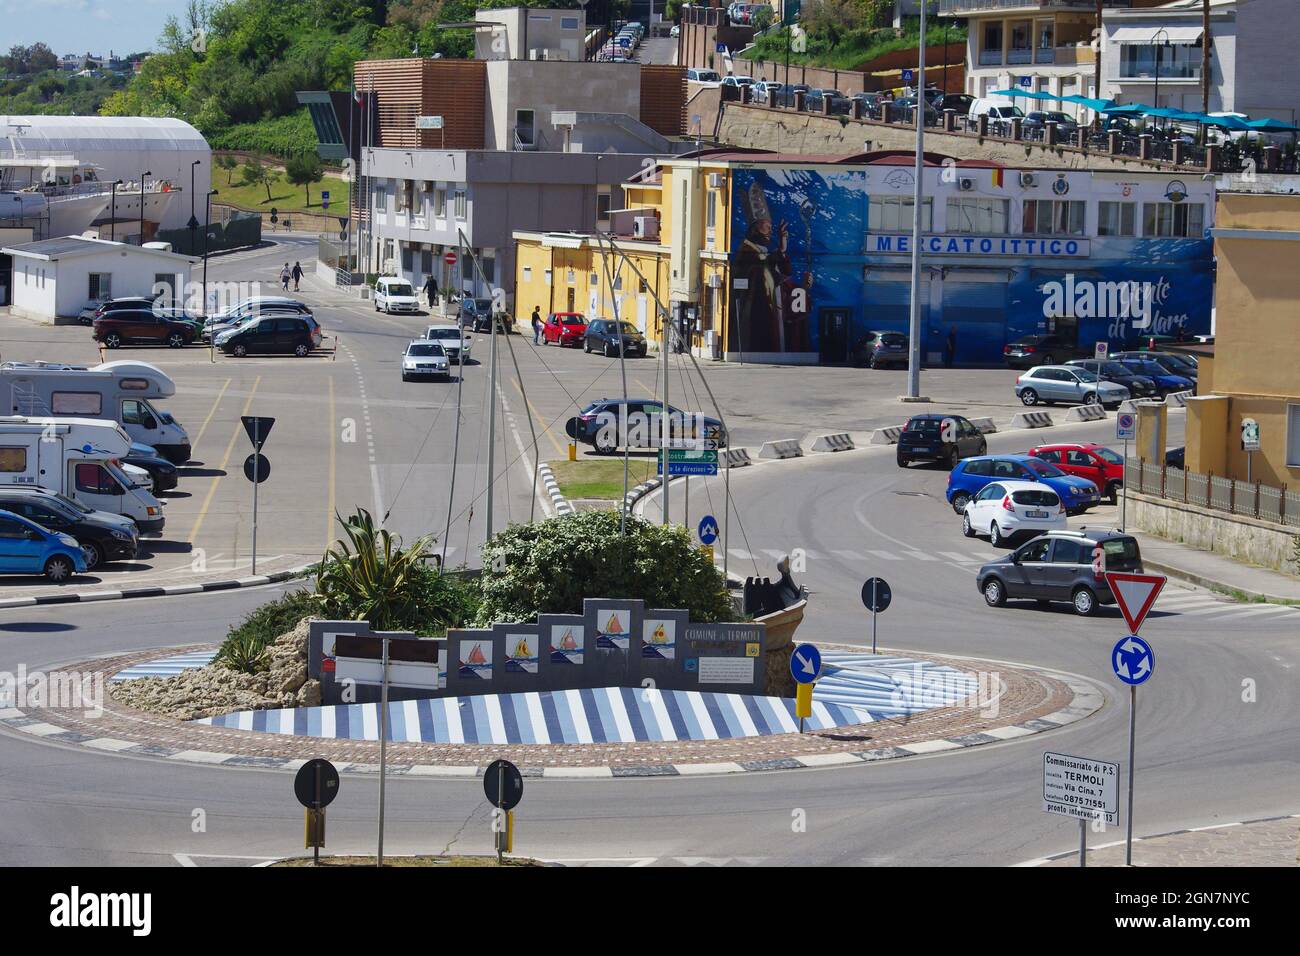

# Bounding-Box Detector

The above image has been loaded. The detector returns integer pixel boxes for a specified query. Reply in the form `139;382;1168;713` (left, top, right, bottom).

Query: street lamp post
189;159;200;255
203;189;218;315
905;1;930;402
1151;29;1169;131
109;179;122;241
138;170;151;245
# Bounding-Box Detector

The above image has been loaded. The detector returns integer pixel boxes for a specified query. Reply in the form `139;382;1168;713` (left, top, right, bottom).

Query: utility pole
661;301;670;525
904;2;928;402
1094;0;1103;123
1201;0;1211;144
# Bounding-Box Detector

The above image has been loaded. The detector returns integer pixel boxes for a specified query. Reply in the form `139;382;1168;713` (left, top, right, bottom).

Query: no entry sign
444;250;458;266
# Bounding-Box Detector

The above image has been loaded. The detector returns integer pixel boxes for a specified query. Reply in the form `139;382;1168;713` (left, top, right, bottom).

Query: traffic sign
1241;417;1260;452
658;448;718;476
241;415;275;451
243;453;270;483
902;68;914;84
1116;411;1137;441
483;758;523;810
444;250;458;266
1043;752;1119;825
1104;571;1166;634
697;514;719;545
294;758;339;808
1094;340;1109;359
1111;635;1155;686
860;577;892;613
1018;75;1032;88
790;643;821;684
321;189;330;210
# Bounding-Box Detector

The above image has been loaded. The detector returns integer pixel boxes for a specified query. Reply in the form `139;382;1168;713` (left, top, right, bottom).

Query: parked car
93;309;197;349
217;315;317;357
1110;357;1195;397
425;323;472;363
968;100;1024;123
374;277;422;314
0;509;87;581
1113;350;1198;382
804;89;851;115
0;488;137;571
687;68;722;86
852;330;908;369
202;298;313;341
962;479;1067;547
670;24;680;37
543;312;588;347
569;398;725;455
400;340;450;381
584;319;648;357
849;92;886;117
976;529;1144;616
1014;365;1130;408
721;75;755;91
946;454;1101;516
934;93;975;116
1003;334;1080;369
1065;359;1159;400
79;297;203;330
896;413;987;468
455;297;496;331
1166;446;1186;470
1029;443;1125;503
1022;110;1079;138
122;442;178;493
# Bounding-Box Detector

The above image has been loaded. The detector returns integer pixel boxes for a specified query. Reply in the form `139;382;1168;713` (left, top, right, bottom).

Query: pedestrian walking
531;306;544;345
423;273;439;308
279;263;290;292
291;261;303;291
944;326;957;369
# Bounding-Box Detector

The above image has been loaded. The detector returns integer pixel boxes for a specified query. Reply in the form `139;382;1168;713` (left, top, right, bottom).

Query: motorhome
0;360;191;462
0;416;165;532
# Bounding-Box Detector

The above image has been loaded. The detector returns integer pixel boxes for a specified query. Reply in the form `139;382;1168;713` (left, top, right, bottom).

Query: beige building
473;7;588;62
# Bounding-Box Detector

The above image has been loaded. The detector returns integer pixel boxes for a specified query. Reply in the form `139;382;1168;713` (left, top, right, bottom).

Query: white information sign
697;657;755;685
1043;752;1119;825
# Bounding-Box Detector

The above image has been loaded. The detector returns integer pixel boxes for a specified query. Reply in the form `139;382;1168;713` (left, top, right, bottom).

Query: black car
1112;350;1198;383
803;89;851;115
1003;334;1080;369
976;529;1144;617
123;442;178;493
896;413;987;468
584;319;648;357
934;93;975;116
1165;446;1185;470
852;330;909;369
0;488;138;571
457;297;503;332
1065;359;1159;400
567;398;726;455
219;315;316;357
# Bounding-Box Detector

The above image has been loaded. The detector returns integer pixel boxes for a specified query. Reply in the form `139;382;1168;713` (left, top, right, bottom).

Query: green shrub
477;510;735;625
214;588;316;673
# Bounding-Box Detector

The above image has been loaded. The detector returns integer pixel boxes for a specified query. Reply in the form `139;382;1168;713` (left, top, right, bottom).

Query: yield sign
1104;571;1166;634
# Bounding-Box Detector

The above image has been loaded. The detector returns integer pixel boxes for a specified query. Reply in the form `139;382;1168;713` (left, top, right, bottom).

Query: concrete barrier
968;417;998;434
1009;411;1055;429
869;424;906;445
1064;404;1107;423
537;461;575;516
723;448;753;468
758;438;804;460
811;433;855;453
1166;389;1194;408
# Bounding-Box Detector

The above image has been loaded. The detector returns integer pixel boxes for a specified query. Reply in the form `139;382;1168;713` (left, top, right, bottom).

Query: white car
687;69;722;86
425;323;472;363
962;479;1067;547
401;340;450;381
375;277;422;314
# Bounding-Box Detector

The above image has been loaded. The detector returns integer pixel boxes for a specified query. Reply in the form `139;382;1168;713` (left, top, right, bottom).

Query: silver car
1015;365;1130;408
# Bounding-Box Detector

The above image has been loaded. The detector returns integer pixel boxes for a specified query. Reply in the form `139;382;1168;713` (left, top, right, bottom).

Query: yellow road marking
188;378;231;455
513;381;566;458
187;376;262;545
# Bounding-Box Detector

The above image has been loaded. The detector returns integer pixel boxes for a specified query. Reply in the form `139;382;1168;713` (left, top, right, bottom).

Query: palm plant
314;508;436;631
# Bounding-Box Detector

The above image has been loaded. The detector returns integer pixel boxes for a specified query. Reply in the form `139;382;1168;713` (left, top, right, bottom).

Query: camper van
0;360;191;463
0;417;165;532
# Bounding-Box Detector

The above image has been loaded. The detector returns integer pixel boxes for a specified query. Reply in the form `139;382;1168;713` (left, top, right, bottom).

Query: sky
2;0;193;56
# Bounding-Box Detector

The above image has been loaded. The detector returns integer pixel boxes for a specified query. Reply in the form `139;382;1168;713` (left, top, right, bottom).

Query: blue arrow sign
790;643;821;684
1111;635;1154;686
697;514;719;545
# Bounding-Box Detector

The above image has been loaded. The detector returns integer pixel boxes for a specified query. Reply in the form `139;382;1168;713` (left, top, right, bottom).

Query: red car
1028;443;1125;503
543;312;587;347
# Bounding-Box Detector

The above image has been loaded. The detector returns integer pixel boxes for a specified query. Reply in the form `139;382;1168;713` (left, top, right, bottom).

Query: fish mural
641;619;676;660
504;634;539;674
550;625;584;665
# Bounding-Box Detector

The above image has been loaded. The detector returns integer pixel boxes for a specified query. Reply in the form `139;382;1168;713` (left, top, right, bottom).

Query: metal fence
1127;459;1300;528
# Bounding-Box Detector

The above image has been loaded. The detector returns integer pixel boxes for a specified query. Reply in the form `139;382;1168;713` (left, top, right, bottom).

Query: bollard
1108;130;1120;153
793;89;806;112
977;113;989;137
851;98;865;120
1010;117;1022;141
1045;120;1057;146
1139;134;1153;161
943;108;957;132
1205;143;1220;173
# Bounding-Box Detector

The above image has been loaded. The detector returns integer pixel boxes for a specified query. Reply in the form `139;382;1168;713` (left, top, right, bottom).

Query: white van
968;99;1025;123
374;277;422;314
0;360;191;462
0;417;165;532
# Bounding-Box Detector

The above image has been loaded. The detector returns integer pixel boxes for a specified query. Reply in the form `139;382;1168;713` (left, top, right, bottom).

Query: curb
536;461;575;516
0;567;311;610
0;653;1105;780
623;475;663;511
1141;556;1300;606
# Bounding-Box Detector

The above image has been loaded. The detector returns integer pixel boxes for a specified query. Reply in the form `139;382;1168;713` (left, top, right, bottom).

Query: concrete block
811;433;855;453
1009;411;1055;429
758;438;803;460
1064;405;1107;423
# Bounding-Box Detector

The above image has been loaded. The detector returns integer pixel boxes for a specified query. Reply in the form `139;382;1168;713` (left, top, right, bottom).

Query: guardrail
1128;459;1300;528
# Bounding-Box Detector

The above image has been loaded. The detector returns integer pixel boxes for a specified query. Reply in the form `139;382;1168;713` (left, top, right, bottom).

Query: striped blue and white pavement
192;657;976;745
110;650;218;682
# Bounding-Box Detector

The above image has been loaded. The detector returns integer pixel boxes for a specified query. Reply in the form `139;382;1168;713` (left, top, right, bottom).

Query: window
0;447;27;472
1018;539;1052;563
121;399;156;428
976;483;1004;501
88;273;112;301
1023;199;1085;236
946;197;1009;234
522;267;532;283
454;189;467;220
964;459;992;477
422;250;433;273
869;196;933;232
0;517;29;539
1288;404;1300;468
51;392;102;415
596;191;612;223
544;269;552;285
1098;201;1136;237
706;191;717;230
74;462;117;495
1066;450;1097;467
434;187;446;217
374;184;388;212
561;15;578;29
992;460;1020;479
1033;449;1062;464
401;245;414;272
1142;202;1204;238
1051;538;1086;564
153;273;175;307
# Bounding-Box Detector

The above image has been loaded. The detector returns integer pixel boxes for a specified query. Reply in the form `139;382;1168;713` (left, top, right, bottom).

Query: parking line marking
189;377;231;455
868;550;902;561
516;383;566;458
187;376;262;545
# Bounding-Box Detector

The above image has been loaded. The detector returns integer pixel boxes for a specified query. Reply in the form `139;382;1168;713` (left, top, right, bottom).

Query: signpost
1043;752;1119;867
321;189;330;211
790;642;821;734
860;577;891;654
1242;418;1260;482
1105;571;1162;867
657;448;718;477
444;250;458;267
1116;411;1136;529
1094;340;1109;359
484;758;523;864
240;416;275;573
294;758;339;865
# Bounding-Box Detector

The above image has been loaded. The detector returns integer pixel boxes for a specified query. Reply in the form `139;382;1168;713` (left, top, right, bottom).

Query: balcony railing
941;0;1131;12
978;49;1004;66
1035;47;1055;63
1008;48;1034;65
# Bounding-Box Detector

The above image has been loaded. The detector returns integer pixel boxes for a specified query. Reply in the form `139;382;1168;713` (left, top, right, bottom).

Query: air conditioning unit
633;216;660;239
707;273;722;288
707;172;725;189
958;178;975;191
1019;172;1037;188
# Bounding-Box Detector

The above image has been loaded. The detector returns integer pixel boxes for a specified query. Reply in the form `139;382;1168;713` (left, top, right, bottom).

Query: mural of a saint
731;180;813;354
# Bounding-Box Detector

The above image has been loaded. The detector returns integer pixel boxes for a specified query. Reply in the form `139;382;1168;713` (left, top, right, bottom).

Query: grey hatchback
976;529;1143;616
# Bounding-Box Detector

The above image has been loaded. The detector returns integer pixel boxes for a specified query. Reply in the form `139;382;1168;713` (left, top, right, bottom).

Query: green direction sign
658;449;718;476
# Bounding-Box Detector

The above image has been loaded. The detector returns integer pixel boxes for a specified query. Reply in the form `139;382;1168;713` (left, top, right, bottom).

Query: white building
2;236;197;323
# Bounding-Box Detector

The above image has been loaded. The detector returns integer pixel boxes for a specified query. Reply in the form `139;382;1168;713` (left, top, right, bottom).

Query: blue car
945;455;1101;516
0;509;87;582
1113;358;1194;398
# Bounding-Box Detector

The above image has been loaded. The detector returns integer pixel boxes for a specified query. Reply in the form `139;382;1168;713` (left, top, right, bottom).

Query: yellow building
1183;191;1300;488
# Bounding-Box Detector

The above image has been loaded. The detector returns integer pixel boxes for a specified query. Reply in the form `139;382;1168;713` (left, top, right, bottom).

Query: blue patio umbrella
1060;95;1117;113
1101;103;1151;116
1247;117;1300;132
990;88;1052;101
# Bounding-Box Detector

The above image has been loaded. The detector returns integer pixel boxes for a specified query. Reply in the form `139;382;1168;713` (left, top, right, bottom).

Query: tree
217;153;239;185
285;153;324;206
240;160;277;203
